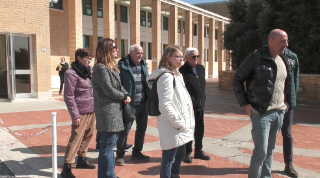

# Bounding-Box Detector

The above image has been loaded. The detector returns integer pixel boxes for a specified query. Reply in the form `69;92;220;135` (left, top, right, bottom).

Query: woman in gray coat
92;38;131;178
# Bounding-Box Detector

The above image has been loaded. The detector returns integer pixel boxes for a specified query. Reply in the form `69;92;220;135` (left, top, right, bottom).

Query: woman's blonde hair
95;38;119;73
158;45;182;72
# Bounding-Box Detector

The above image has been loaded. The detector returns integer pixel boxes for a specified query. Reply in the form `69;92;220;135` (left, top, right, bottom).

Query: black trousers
185;110;204;154
281;108;294;165
59;76;64;94
116;102;148;158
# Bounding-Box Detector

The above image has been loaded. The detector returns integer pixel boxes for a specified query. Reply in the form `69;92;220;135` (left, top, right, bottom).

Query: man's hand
244;105;252;117
72;118;80;127
124;96;131;105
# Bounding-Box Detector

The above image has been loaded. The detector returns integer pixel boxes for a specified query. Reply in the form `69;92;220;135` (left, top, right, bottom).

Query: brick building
0;0;230;101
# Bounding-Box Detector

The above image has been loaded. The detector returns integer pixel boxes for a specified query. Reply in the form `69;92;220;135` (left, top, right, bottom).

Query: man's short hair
184;47;199;58
129;44;142;52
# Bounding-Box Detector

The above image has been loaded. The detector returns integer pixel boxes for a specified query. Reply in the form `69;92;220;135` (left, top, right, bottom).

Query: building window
97;0;103;18
83;36;90;48
215;28;218;40
148;12;152;27
206;27;209;38
163;16;168;31
148;42;152;59
178;20;181;33
140;11;146;26
49;0;63;10
120;5;128;23
194;24;197;36
114;4;117;21
83;0;92;16
98;37;102;41
183;21;185;34
121;40;125;58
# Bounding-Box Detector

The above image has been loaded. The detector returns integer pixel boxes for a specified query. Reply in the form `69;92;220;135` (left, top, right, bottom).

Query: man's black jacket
232;45;292;115
179;62;206;111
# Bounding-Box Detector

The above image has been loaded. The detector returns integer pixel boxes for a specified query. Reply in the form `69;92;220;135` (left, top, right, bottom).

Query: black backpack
147;72;176;116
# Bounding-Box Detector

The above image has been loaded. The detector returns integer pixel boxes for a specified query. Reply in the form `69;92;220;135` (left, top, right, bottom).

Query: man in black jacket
56;57;69;95
232;29;291;178
179;47;210;163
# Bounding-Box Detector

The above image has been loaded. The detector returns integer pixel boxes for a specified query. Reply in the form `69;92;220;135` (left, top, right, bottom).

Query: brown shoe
284;164;299;178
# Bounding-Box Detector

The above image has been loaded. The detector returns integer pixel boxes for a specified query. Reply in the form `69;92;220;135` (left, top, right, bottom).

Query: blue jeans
160;145;186;178
98;131;118;178
248;110;284;178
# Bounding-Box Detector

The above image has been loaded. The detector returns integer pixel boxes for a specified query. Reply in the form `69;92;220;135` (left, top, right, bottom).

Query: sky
181;0;228;5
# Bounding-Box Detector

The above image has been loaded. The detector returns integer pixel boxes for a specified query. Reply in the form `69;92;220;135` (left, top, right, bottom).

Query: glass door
13;35;33;98
0;33;33;100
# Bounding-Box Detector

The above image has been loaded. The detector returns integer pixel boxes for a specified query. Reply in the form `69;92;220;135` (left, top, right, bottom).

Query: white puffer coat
147;67;195;150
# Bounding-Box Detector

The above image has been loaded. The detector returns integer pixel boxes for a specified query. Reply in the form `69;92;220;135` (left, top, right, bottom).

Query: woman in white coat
147;45;195;178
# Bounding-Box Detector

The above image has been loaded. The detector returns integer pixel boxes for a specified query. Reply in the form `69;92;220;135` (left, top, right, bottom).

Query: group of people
58;28;299;178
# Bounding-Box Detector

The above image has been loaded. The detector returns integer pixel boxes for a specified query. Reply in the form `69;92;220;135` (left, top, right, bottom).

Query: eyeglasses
112;45;117;49
192;55;200;59
171;56;184;59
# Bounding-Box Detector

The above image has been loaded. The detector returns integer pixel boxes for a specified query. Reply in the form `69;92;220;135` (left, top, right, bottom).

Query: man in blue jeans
232;29;292;178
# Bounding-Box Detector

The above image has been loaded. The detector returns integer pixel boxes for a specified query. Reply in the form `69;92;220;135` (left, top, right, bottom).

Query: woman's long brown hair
95;38;119;73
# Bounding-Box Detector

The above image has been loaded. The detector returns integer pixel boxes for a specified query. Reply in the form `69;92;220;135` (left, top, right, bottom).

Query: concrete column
217;21;224;72
208;18;215;77
198;14;204;65
68;0;83;62
180;20;183;48
168;5;178;46
91;0;98;57
130;0;140;45
116;4;121;56
103;0;114;39
185;10;192;48
152;0;161;71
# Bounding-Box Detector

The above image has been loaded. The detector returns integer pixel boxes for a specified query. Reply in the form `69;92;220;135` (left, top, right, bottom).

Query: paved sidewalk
0;80;319;178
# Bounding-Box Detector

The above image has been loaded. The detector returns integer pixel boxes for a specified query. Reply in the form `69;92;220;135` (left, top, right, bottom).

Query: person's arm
232;52;256;107
157;73;188;131
56;64;60;71
93;65;127;101
63;72;81;120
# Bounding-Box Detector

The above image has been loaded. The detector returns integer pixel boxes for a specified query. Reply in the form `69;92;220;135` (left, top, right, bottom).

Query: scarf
71;61;91;79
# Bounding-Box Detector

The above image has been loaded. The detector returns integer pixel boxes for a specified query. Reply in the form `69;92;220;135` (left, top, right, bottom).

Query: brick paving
0;81;319;177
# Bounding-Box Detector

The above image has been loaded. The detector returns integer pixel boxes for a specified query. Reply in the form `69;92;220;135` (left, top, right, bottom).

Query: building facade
0;0;230;101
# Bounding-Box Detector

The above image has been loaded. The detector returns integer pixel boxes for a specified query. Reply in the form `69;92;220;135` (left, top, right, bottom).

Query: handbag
123;103;136;123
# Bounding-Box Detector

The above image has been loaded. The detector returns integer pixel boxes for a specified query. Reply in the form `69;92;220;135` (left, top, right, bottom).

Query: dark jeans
59;76;64;94
281;108;294;165
160;145;186;178
116;102;148;158
98;131;118;178
185;110;204;154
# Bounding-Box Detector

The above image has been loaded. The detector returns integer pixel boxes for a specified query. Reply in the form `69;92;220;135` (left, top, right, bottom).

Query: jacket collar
257;45;274;61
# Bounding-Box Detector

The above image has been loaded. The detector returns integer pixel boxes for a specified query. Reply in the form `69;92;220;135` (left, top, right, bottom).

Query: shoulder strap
155;72;175;87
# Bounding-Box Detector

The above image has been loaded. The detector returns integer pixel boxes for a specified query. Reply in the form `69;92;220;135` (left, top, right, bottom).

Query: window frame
83;35;90;49
178;20;181;33
148;12;152;27
97;0;103;18
140;10;146;26
82;0;92;16
120;5;128;23
163;16;168;31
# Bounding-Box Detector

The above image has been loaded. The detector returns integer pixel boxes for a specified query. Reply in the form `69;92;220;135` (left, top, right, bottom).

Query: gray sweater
92;64;128;132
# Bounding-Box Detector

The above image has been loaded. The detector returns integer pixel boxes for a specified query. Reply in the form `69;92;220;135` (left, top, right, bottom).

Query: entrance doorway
0;33;33;100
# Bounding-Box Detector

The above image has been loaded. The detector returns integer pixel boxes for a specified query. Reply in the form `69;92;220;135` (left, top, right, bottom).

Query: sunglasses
192;55;200;59
112;45;117;49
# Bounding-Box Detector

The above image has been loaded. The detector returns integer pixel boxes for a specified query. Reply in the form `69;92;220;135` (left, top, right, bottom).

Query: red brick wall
219;71;320;102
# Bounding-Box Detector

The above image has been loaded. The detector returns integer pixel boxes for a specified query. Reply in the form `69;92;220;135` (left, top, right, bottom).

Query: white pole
51;112;57;178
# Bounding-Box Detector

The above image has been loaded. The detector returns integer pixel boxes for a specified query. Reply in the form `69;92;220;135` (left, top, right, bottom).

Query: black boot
61;163;75;178
76;157;96;169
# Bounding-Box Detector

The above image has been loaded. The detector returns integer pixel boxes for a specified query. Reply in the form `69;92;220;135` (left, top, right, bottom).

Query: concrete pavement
0;80;319;178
